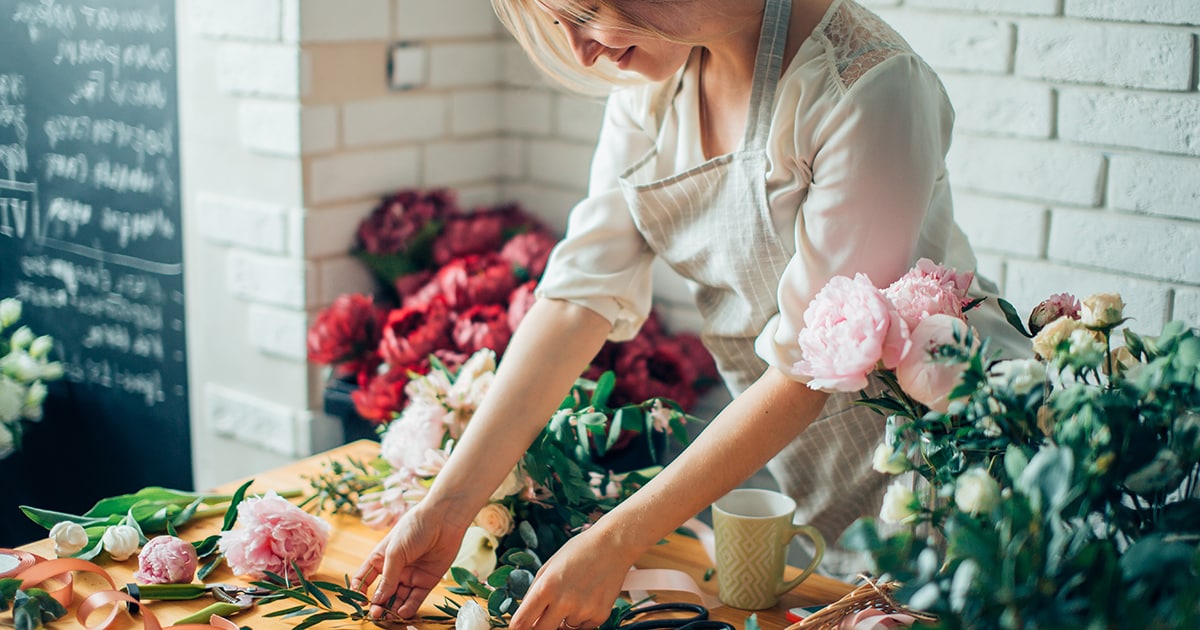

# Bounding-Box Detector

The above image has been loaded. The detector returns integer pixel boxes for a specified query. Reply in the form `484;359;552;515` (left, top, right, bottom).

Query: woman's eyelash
552;6;598;26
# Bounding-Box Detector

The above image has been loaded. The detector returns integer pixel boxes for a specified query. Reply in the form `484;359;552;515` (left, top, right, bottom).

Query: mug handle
775;524;826;597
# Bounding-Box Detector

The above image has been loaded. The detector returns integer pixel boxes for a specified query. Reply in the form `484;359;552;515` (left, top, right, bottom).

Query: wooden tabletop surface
16;440;854;629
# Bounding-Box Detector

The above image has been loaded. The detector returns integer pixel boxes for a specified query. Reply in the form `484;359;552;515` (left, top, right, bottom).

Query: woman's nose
561;23;604;67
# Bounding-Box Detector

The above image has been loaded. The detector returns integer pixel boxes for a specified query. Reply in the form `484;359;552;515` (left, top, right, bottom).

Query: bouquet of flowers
790;260;1200;628
0;298;64;460
305;348;697;577
307;188;719;426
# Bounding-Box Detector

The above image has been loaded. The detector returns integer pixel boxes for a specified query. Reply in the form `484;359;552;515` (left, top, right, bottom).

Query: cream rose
1080;293;1125;329
456;599;490;630
1031;316;1087;360
879;481;918;524
101;524;140;561
473;503;514;538
50;521;89;557
871;443;909;475
954;468;1000;515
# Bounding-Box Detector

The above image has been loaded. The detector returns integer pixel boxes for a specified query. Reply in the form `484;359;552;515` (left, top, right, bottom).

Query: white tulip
28;336;53;359
101;525;140;561
954;468;1001;515
9;327;34;350
0;299;20;328
50;521;89;557
0;351;40;382
456;599;490;630
0;421;14;458
0;377;25;423
40;362;64;381
22;381;47;420
879;481;919;524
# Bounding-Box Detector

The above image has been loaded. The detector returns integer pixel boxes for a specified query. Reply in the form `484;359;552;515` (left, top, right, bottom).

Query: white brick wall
1059;90;1200;156
948;136;1105;206
1015;22;1193;90
1066;0;1200;25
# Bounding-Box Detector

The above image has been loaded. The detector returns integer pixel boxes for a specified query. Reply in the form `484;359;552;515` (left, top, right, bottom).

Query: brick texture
1059;90;1200;156
1015;22;1193;90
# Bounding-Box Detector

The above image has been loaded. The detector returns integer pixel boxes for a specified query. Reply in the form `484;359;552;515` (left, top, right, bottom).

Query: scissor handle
617;602;710;630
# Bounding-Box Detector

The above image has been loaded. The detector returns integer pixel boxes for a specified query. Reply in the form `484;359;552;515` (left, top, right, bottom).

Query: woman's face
535;1;696;82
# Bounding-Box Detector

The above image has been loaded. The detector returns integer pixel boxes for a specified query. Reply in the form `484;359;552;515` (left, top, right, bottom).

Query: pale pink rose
793;274;910;392
473;503;515;538
217;491;331;580
896;314;976;413
883;258;973;331
134;535;199;584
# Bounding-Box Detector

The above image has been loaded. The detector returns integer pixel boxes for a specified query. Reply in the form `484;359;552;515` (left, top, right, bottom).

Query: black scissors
615;602;735;630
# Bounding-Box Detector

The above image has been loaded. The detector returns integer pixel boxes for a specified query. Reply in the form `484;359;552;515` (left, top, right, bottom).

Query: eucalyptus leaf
506;569;534;598
197;555;224;581
518;520;538;548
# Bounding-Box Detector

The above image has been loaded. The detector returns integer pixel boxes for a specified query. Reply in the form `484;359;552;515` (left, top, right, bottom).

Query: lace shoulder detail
820;0;913;91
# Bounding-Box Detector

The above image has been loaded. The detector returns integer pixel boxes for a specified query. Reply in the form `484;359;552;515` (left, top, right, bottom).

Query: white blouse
537;0;1015;383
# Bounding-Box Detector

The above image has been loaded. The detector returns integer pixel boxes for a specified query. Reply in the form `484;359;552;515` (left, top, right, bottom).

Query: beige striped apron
618;0;885;578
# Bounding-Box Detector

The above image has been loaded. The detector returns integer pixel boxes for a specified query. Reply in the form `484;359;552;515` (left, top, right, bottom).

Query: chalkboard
0;0;189;545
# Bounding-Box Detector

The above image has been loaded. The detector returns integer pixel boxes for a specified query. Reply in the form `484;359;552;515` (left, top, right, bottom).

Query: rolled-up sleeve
756;54;956;379
536;87;658;341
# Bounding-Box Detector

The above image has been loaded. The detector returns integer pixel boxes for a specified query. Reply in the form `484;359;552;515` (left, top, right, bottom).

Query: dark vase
323;376;381;443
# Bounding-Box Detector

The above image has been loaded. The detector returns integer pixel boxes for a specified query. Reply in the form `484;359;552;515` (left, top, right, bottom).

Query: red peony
611;337;698;411
307;293;384;378
355;189;455;255
453;304;513;356
500;230;558;280
427;253;519;309
432;210;509;267
507;280;538;332
393;269;434;301
353;365;413;423
378;297;452;367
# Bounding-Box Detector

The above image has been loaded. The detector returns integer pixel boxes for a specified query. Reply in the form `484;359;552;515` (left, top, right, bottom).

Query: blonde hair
491;0;683;96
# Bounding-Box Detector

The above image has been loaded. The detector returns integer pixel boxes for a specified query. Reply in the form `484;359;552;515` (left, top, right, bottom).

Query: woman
353;0;1025;627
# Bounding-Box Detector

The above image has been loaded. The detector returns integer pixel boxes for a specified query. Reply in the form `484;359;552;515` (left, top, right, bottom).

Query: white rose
0;421;14;458
456;599;490;630
879;481;918;524
9;326;34;350
473;503;515;538
28;336;53;359
0;377;25;422
1080;293;1125;328
50;521;89;557
0;298;20;328
446;526;497;580
987;359;1046;396
489;465;525;501
1067;329;1105;366
1031;317;1086;360
954;468;1000;515
871;442;909;475
101;525;140;561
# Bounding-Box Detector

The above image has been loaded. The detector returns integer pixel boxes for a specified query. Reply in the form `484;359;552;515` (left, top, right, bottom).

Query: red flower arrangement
308;188;720;427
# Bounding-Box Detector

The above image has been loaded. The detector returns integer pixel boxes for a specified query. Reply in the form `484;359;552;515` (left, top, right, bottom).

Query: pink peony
134;535;199;585
217;491;331;580
794;274;910;392
896;314;976;413
883;258;974;331
1027;292;1081;335
379;402;449;469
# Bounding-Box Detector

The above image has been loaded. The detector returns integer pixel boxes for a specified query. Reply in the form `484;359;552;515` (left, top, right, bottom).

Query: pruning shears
124;582;274;625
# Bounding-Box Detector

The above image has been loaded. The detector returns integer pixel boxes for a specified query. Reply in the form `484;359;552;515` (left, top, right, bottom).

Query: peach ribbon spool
0;548;39;578
11;556;236;630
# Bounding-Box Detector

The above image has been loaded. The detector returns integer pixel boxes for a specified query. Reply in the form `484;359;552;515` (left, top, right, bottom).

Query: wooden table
16;441;853;629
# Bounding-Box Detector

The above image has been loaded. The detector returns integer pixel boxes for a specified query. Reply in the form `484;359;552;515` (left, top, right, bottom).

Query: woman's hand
509;525;640;630
351;503;470;621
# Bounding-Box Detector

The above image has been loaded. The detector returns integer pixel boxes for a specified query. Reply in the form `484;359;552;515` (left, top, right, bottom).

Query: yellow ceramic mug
712;488;826;610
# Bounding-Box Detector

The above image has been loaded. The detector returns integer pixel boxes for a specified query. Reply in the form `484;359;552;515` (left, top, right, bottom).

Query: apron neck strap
744;0;793;149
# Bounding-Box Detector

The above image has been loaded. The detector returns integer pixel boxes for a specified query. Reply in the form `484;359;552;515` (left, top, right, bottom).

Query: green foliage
0;580;67;630
849;305;1200;629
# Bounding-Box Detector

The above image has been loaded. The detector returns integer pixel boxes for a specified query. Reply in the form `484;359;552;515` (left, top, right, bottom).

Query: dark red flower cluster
309;188;720;424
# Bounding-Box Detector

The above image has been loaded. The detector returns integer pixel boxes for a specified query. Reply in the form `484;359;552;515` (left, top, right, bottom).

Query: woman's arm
355;297;612;619
509;367;830;630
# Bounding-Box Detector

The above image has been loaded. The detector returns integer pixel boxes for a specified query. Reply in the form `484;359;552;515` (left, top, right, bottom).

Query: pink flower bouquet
134;535;199;585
